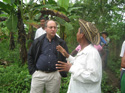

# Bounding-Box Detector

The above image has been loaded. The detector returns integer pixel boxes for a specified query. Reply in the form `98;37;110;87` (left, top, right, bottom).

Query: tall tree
0;0;27;64
17;0;27;64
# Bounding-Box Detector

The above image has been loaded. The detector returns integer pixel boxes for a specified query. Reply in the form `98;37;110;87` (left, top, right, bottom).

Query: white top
120;41;125;57
34;27;60;39
34;27;46;39
66;44;102;93
106;37;110;44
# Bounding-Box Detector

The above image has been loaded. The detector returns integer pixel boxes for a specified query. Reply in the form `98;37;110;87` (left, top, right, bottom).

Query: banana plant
0;0;17;50
39;0;82;40
0;0;27;64
23;0;82;40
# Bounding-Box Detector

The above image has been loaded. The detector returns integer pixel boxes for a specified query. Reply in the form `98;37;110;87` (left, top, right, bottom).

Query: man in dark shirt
27;20;68;93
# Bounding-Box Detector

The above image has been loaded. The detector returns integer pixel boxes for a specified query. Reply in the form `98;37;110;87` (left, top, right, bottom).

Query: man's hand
56;61;72;72
56;45;69;58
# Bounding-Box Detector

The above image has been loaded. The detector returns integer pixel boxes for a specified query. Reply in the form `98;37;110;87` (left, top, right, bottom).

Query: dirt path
105;68;120;89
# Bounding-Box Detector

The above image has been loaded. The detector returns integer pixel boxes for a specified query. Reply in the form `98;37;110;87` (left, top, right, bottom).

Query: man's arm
121;51;125;68
71;50;78;57
71;45;81;56
27;44;36;75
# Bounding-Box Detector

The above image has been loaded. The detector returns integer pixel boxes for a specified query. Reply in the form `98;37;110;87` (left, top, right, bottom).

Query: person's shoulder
36;27;44;31
123;41;125;44
57;37;65;42
55;36;66;44
38;33;46;39
100;36;104;39
36;27;40;31
122;41;125;47
79;44;95;55
87;44;98;52
100;36;103;40
34;34;46;42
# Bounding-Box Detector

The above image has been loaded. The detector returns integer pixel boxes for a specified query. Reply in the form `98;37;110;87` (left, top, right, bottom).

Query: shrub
0;64;31;93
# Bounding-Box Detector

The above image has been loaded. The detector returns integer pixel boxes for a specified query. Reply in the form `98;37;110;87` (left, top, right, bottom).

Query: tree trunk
60;25;65;40
9;32;15;50
17;6;27;64
27;25;35;48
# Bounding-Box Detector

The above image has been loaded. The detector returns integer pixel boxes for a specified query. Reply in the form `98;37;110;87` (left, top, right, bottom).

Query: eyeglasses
47;26;57;29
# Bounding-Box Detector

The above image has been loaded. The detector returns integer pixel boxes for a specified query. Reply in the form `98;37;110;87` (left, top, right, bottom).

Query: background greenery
0;0;124;92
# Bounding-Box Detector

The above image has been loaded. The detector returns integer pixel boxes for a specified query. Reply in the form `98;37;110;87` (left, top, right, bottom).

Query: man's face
102;33;107;38
45;20;57;38
40;19;46;29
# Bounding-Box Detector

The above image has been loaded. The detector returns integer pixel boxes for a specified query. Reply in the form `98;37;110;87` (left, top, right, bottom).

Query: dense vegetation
0;0;124;92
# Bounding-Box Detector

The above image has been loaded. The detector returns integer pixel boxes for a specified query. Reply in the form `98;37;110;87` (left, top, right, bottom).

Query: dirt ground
105;68;120;89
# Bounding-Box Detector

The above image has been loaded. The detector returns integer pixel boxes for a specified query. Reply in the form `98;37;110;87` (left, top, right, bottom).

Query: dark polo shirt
36;36;58;72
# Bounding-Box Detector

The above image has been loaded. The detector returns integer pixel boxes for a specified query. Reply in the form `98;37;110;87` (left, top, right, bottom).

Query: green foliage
108;57;121;79
0;64;31;93
64;22;73;31
101;71;114;93
0;21;9;39
0;1;13;13
6;12;18;32
3;0;16;4
55;17;66;26
71;0;124;41
0;40;20;62
0;41;31;93
60;73;71;93
57;0;69;11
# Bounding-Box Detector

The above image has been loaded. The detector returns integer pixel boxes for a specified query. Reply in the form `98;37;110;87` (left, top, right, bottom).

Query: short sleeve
120;41;125;57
